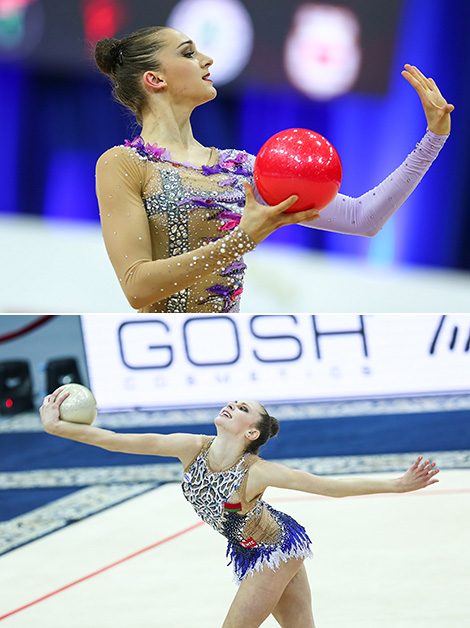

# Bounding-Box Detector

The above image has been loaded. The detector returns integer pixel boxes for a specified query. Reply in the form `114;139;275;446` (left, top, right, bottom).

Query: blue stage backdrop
0;0;469;270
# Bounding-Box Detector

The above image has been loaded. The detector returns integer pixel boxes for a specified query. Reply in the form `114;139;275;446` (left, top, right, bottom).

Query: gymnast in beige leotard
94;27;453;313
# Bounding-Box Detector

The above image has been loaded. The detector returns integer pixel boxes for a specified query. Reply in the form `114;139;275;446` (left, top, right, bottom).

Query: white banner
80;314;470;411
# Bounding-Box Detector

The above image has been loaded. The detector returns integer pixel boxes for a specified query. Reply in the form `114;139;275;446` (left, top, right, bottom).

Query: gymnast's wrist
224;225;257;254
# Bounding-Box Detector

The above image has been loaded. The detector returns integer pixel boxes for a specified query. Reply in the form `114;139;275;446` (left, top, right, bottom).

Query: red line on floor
0;520;204;622
1;486;468;621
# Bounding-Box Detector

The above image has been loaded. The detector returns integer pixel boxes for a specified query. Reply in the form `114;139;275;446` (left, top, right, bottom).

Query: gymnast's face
215;400;264;436
144;28;216;106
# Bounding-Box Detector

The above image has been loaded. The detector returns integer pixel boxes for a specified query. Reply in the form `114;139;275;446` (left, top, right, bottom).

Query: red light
5;398;13;409
81;0;128;43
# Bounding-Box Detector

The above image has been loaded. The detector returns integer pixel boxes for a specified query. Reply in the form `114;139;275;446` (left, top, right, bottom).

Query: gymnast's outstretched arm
40;387;202;467
247;455;440;499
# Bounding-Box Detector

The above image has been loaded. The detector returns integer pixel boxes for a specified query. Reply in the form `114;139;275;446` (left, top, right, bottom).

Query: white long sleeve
300;129;449;237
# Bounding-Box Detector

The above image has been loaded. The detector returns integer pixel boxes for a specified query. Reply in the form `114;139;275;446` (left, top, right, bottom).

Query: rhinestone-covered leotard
96;130;448;313
181;436;312;583
96;139;257;313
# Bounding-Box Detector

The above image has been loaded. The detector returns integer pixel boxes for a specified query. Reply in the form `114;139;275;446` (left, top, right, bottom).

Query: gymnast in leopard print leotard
41;391;440;628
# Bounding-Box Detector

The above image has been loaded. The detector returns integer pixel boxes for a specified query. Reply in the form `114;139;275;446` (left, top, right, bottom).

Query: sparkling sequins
150;169;190;312
182;437;312;583
120;142;255;313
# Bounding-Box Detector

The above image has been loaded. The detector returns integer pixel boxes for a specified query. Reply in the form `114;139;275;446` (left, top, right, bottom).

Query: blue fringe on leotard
225;506;313;584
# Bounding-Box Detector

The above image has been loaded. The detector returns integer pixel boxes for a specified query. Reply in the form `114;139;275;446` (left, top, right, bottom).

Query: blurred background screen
0;0;402;96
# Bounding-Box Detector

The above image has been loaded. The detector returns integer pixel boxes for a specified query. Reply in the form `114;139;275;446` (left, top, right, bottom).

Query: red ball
253;128;342;212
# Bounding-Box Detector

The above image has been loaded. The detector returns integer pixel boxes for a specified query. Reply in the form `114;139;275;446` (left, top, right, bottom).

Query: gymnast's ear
245;428;260;442
143;71;167;92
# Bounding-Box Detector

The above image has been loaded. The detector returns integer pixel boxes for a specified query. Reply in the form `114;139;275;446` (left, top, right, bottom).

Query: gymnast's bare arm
246;456;439;501
40;387;202;468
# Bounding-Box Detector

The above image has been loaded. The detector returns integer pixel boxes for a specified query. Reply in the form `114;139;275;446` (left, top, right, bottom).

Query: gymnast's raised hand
401;64;454;135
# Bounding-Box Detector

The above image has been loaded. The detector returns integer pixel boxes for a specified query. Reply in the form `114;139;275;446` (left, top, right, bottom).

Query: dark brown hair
94;26;169;125
246;406;279;455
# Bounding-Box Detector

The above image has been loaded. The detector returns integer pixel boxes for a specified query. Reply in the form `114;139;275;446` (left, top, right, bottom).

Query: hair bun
270;417;280;438
95;38;121;75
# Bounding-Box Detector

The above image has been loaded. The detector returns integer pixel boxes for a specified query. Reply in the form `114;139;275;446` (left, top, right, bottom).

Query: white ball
58;384;97;425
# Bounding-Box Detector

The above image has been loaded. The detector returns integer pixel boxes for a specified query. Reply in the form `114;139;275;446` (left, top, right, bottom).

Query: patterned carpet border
1;450;469;493
0;483;157;556
1;393;470;433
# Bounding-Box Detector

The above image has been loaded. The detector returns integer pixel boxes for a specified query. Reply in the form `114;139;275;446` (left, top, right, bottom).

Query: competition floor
1;468;468;628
